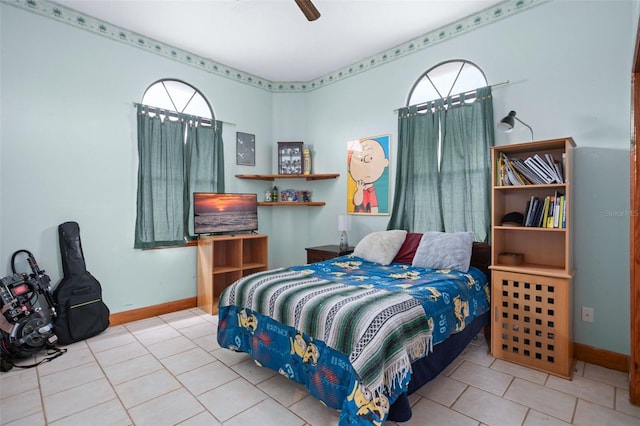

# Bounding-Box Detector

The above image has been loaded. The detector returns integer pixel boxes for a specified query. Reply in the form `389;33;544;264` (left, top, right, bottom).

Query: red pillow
392;232;424;264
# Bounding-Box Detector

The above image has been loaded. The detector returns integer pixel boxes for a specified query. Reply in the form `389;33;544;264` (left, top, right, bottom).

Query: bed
217;230;491;425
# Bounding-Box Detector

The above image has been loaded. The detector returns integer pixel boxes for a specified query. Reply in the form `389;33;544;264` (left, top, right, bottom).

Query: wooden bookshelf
257;201;325;206
490;137;576;378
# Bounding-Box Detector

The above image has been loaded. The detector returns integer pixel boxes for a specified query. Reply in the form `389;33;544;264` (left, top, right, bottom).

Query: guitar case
53;221;110;345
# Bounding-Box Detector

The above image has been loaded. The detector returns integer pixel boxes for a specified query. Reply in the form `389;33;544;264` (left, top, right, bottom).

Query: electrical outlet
582;306;594;323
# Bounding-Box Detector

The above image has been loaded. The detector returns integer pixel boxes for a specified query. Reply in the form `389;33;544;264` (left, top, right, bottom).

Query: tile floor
1;308;639;426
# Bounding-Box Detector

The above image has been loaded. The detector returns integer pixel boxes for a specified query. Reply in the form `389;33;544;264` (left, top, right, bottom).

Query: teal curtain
134;107;185;248
135;106;225;248
440;86;494;241
387;101;444;231
388;86;494;241
184;120;225;238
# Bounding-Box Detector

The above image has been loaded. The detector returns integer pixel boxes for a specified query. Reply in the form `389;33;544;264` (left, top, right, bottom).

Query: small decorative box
498;252;524;266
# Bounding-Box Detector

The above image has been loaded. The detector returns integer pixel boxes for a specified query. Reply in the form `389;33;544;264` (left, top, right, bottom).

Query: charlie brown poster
347;134;390;215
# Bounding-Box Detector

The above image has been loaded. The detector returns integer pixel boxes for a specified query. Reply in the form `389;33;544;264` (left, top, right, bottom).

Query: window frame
142;78;215;124
406;59;488;108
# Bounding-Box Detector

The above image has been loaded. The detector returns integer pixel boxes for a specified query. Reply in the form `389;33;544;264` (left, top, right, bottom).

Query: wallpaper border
2;0;547;93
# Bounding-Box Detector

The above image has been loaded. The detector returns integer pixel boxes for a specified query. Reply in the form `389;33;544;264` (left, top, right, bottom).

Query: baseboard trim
108;297;197;326
574;342;629;373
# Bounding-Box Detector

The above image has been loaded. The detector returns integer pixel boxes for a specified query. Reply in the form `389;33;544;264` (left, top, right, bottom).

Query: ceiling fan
295;0;321;21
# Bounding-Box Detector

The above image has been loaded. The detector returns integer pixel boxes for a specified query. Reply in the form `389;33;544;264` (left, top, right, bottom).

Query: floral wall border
3;0;547;93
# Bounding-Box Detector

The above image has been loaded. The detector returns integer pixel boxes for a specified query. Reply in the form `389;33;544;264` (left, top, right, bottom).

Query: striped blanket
219;268;432;394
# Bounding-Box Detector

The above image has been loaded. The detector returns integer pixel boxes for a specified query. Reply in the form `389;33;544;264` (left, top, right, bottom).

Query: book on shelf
496;156;508;186
545;195;555;227
523;196;545;227
541;196;551;227
511;159;543;184
553;197;561;228
554;193;566;228
497;151;565;186
500;153;524;185
524;196;534;226
535;191;565;229
522;195;569;228
545;153;564;183
534;198;546;227
511;161;532;185
524;157;554;184
534;154;562;184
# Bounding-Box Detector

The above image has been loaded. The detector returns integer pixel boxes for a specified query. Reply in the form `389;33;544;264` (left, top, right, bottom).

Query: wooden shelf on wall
236;173;339;181
257;201;325;207
236;173;338;207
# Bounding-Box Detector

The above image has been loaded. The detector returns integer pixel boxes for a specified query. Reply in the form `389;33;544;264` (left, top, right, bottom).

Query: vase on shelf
303;148;312;175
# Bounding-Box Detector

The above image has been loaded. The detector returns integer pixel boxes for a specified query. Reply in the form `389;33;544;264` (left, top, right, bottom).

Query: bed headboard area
352;231;491;282
470;241;491;282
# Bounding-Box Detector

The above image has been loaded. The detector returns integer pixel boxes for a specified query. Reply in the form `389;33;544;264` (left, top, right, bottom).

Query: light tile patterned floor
1;308;639;426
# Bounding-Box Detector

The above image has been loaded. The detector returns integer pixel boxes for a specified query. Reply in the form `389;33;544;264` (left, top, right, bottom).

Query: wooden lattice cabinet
197;234;268;314
490;138;576;378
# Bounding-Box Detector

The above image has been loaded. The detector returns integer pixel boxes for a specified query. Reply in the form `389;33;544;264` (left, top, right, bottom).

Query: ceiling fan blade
295;0;321;21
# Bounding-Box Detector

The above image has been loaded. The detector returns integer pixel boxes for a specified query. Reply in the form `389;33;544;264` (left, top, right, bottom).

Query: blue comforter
217;255;489;425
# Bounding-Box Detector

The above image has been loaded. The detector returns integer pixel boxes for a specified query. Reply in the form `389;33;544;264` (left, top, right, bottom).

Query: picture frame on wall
277;141;303;174
346;134;391;215
236;132;255;166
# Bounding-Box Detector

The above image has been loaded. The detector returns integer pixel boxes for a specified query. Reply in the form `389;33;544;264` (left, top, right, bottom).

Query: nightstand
305;245;354;263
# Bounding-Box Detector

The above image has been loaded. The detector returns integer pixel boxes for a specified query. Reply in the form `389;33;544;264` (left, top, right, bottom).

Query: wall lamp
497;110;534;141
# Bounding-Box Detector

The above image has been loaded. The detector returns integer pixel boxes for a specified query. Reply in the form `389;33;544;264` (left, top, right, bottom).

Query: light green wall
302;0;634;355
0;1;634;355
0;4;274;313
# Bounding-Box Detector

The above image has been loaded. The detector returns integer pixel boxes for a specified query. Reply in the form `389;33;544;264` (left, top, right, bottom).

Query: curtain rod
393;80;509;113
132;102;236;126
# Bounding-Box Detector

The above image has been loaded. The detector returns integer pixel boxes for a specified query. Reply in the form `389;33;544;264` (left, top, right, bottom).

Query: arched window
142;79;215;123
134;79;224;248
407;59;487;107
388;60;494;242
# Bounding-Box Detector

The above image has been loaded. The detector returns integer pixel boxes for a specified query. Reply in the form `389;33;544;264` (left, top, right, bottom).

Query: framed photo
346;134;390;215
277;141;303;175
236;132;255;166
280;189;299;202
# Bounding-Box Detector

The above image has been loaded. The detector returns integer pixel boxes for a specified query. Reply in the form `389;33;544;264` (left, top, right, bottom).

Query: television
193;193;258;235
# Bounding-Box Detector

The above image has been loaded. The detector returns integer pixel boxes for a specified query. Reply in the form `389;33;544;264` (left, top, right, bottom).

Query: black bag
53;221;110;345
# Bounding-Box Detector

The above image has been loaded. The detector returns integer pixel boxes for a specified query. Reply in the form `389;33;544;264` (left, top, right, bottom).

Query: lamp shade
497;110;517;132
338;215;351;232
497;110;534;140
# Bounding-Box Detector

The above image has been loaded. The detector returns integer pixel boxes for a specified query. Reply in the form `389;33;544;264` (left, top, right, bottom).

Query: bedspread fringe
379;333;433;395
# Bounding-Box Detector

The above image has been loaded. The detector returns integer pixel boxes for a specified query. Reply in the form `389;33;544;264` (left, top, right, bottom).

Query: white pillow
412;231;474;272
353;230;408;265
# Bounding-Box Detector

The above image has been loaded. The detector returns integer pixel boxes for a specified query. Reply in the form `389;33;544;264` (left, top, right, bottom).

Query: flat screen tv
193;193;258;235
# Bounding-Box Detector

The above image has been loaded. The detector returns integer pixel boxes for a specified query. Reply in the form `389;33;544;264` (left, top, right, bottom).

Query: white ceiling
51;0;503;82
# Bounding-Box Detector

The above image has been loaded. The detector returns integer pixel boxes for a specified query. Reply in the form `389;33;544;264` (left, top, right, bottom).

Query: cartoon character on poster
347;135;390;215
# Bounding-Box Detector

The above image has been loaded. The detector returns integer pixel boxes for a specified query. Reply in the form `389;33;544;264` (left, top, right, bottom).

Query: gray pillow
353;230;408;265
412;231;474;272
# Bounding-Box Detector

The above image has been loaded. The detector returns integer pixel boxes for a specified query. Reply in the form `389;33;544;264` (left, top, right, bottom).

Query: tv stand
197;233;268;314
